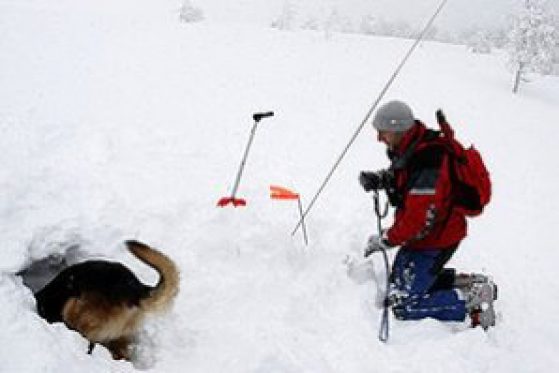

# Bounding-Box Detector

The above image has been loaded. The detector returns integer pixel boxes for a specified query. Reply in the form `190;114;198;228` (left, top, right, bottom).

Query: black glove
436;109;447;125
359;171;382;192
359;170;393;192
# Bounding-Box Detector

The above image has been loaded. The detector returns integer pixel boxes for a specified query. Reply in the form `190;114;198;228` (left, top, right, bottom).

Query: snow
1;0;559;372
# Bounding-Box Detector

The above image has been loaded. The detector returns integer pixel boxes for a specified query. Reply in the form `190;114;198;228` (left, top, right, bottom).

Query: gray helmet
372;100;415;132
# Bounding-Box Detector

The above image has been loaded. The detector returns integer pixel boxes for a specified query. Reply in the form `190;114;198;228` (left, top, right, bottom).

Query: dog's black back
35;260;151;323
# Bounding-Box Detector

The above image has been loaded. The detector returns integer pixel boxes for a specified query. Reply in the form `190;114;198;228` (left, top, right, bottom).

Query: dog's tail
125;240;179;313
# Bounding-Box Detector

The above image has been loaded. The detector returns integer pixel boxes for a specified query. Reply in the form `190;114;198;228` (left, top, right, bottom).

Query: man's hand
359;171;382;192
364;234;393;257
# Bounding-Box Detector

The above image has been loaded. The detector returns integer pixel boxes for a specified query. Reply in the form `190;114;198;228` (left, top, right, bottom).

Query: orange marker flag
270;185;299;200
269;185;308;246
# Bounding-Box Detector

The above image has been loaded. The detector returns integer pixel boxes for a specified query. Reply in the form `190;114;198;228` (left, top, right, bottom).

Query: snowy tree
322;9;354;38
552;14;559;75
467;30;493;54
359;14;377;35
454;27;507;50
179;0;204;23
323;8;340;40
301;16;320;31
271;0;297;31
507;0;557;93
487;28;509;49
357;16;426;40
373;18;399;38
338;15;354;34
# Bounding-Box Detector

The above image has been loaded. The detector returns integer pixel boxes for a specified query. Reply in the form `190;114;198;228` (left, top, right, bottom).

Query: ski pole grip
253;111;274;122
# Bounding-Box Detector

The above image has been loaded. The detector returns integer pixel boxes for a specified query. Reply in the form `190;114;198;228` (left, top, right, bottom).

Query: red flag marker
270;185;308;245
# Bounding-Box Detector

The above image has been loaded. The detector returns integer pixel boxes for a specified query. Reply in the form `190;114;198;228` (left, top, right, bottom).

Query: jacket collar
394;120;427;156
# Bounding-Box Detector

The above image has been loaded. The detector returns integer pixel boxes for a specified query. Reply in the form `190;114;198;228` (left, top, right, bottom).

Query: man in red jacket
359;100;496;328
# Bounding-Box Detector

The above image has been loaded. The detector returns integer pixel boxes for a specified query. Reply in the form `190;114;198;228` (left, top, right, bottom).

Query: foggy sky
201;0;559;33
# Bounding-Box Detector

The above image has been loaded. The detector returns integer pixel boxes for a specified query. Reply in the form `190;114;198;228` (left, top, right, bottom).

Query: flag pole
297;197;308;246
270;185;308;246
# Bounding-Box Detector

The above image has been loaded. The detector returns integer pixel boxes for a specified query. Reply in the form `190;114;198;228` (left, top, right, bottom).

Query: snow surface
1;1;559;372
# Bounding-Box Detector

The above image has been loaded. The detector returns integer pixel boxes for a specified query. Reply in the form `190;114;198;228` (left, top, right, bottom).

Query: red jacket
385;122;466;250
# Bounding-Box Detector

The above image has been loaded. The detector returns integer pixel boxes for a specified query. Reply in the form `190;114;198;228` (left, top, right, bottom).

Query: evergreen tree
507;0;557;93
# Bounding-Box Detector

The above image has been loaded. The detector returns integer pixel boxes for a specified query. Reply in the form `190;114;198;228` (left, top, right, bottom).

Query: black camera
359;169;394;192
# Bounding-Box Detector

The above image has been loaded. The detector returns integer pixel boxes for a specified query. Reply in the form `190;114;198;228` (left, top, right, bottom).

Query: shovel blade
217;197;247;207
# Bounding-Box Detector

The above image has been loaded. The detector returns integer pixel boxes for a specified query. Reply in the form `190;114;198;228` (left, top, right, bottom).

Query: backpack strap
389;137;421;171
389;128;440;171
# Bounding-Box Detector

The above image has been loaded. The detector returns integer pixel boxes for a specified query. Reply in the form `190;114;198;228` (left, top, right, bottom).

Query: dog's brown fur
35;240;179;360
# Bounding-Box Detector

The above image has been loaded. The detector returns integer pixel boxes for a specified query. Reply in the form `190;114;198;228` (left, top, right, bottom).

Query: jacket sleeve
386;146;451;246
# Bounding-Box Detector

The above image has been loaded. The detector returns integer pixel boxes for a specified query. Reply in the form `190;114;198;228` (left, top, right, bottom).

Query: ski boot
454;273;491;289
465;279;498;330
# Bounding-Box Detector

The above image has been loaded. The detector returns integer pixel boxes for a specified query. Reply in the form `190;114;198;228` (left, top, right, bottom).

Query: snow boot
470;304;496;330
466;280;498;330
454;273;491;289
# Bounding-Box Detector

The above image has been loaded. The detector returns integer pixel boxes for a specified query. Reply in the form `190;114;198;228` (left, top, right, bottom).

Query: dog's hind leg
87;342;96;354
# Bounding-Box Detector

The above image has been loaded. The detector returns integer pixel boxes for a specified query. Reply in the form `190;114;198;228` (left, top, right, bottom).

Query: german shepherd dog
34;240;179;360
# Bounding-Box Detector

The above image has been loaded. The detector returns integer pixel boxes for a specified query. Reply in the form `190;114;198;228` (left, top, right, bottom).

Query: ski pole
217;111;274;207
292;0;448;234
372;190;391;343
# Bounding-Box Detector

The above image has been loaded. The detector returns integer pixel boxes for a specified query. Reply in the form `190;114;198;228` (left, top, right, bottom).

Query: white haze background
0;0;558;372
200;0;559;32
